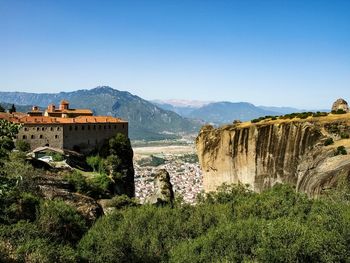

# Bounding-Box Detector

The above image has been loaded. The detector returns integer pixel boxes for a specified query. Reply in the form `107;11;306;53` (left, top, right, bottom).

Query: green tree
86;155;102;172
9;104;16;113
0;104;5;112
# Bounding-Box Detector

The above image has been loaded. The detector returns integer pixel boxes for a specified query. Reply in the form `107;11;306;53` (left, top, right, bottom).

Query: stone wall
62;122;128;152
17;124;64;149
16;122;128;152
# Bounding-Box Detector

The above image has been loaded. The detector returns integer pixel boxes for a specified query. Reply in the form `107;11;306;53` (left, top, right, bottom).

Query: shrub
340;132;350;139
52;152;64;161
324;138;334;146
15;140;30;152
64;170;90;193
334;146;347;156
64;170;112;198
37;200;87;244
106;195;139;209
332;109;347;114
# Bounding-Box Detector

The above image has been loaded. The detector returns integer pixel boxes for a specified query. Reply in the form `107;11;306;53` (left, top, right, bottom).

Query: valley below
133;141;202;204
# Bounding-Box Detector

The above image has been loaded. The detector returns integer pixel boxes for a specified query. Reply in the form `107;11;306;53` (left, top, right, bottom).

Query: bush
15;140;30;152
332;109;347;114
340;132;350;139
37;200;87;244
334;146;347;156
324;137;334;146
106;195;139;209
64;170;112;199
64;170;90;193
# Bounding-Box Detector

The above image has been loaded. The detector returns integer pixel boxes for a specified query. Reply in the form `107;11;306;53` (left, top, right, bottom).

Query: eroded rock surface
196;114;350;197
146;169;174;205
332;98;349;113
37;175;103;222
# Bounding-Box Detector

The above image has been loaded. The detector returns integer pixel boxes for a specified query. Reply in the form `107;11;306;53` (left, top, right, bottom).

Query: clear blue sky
1;0;349;108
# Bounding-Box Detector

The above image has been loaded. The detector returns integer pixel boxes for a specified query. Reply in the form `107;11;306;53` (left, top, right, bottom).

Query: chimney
59;100;69;110
48;104;56;112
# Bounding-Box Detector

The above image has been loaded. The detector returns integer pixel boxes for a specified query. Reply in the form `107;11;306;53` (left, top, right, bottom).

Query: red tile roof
0;113;127;125
19;115;127;124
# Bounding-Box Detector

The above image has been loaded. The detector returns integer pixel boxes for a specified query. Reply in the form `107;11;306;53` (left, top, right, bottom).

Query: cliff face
196;115;350;196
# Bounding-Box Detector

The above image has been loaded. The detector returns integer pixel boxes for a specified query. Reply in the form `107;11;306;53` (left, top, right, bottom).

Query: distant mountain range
153;100;332;125
153;100;305;124
0;87;201;140
0;87;330;141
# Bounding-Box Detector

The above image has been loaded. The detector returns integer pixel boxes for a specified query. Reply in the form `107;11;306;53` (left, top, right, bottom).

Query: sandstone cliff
196;114;350;196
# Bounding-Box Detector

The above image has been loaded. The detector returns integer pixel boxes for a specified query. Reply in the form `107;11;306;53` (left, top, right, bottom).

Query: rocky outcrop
146;169;174;205
332;98;349;113
37;175;103;222
196;115;350;197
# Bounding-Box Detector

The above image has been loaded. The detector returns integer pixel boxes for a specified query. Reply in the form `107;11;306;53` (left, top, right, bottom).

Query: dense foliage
2;172;350;262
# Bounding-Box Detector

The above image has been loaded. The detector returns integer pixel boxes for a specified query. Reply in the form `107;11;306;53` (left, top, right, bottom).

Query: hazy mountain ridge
154;101;283;124
0;87;200;140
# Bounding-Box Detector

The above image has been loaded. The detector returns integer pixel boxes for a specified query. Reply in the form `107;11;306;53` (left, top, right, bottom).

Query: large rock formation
146;169;174;206
332;98;349;113
196;114;350;197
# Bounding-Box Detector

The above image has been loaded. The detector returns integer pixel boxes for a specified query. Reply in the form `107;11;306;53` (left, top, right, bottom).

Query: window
108;125;111;129
104;125;106;129
88;125;90;130
82;126;85;130
22;135;27;139
37;127;40;131
114;125;117;129
69;126;72;131
42;127;45;131
31;135;35;139
55;135;59;139
39;135;43;139
93;125;96;130
87;139;90;145
24;127;28;131
123;124;125;129
50;127;53;131
57;127;60;131
98;125;102;130
75;126;78;131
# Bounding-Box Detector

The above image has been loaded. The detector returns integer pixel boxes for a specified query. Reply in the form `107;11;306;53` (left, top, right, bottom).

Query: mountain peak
93;86;115;92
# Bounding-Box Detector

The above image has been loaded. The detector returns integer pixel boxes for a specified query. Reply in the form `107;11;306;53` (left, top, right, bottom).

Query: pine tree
9;104;16;113
0;104;5;112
